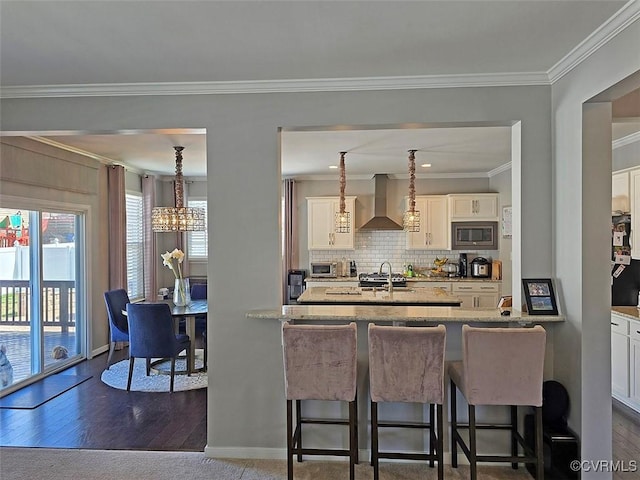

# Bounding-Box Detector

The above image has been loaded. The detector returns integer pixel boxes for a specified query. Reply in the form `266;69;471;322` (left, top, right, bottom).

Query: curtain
283;179;298;304
142;175;157;301
107;165;127;290
107;165;127;350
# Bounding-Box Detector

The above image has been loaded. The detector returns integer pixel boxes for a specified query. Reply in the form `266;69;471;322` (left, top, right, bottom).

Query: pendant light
334;151;351;233
403;149;420;232
151;146;206;232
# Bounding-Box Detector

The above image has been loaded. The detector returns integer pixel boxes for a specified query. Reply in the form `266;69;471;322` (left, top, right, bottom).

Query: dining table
123;299;207;374
169;299;207;374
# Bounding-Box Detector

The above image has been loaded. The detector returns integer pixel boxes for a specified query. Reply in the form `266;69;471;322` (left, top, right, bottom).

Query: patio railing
0;280;76;332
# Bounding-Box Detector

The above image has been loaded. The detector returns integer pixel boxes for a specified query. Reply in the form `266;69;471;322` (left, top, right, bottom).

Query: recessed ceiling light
329;165;338;169
421;163;432;168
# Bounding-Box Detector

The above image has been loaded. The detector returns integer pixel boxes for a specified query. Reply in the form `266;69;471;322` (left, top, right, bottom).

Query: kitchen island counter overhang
246;305;564;324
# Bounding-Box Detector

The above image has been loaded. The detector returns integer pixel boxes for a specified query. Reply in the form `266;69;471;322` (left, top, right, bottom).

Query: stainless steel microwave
451;222;498;250
310;262;338;277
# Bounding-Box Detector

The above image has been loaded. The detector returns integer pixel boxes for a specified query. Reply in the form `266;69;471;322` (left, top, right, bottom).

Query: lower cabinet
611;312;640;412
611;316;630;397
452;283;500;308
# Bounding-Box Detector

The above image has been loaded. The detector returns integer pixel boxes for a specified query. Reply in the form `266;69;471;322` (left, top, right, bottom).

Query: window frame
187;197;208;260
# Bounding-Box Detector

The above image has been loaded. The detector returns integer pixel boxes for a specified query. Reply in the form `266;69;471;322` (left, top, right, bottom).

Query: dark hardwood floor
0;346;206;451
612;398;640;480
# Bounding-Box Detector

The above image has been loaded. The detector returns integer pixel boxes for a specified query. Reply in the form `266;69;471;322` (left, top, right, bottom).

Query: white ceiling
0;0;635;177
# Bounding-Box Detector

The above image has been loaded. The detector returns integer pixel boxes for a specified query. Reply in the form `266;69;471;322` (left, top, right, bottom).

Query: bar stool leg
437;403;444;480
469;404;478;480
450;378;458;468
371;400;379;480
287;400;294;480
511;405;518;469
354;393;359;464
535;406;544;480
349;399;356;480
295;399;303;462
429;403;435;468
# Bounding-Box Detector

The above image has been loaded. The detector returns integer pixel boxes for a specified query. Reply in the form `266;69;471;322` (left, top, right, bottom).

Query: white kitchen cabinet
631;324;640;405
448;194;499;221
406;195;449;250
611;315;630;397
612;171;630;214
452;282;500;308
307;196;356;250
630;170;640;259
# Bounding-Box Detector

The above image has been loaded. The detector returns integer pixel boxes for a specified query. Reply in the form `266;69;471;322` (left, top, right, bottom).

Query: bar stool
282;322;358;480
449;325;546;480
368;324;447;480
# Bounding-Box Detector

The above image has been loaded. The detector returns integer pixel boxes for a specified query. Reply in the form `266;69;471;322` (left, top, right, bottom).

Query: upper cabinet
613;171;631;214
448;194;499;221
406;195;450;250
307;196;356;250
631;170;640;259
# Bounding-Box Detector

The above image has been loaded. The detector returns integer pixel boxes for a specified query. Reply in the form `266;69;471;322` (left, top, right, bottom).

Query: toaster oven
310;262;338;277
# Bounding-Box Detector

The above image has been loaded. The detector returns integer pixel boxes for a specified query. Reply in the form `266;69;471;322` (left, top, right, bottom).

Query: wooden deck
0;327;77;385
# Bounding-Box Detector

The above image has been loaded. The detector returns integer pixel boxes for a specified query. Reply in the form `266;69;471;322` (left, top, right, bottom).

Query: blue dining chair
103;289;130;369
126;303;191;393
190;283;207;369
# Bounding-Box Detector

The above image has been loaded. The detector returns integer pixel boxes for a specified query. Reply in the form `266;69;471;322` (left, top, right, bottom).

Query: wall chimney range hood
359;174;404;231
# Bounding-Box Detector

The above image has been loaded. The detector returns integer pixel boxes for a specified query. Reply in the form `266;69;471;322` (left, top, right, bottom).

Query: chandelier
334;151;351;233
151;146;206;232
403;149;420;232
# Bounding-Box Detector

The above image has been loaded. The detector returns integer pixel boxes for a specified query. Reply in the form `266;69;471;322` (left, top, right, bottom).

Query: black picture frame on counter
522;278;558;315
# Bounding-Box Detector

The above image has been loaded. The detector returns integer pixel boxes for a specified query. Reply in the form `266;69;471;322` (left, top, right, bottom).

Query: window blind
125;193;144;300
188;199;208;258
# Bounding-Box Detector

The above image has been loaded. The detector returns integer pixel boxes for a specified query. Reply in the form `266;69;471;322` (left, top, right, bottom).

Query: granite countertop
305;276;501;283
247;305;564;324
612;306;640;321
297;286;460;305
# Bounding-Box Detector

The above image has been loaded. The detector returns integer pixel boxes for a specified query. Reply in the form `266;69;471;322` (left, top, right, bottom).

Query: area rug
0;447;535;480
0;374;92;409
101;353;206;392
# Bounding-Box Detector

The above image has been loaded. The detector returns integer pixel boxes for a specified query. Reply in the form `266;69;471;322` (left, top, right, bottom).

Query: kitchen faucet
379;261;393;294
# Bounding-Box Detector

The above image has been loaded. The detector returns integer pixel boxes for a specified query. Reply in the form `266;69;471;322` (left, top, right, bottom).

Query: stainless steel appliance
310;262;337;278
358;272;407;288
451;221;498;250
470;257;491;278
287;269;306;304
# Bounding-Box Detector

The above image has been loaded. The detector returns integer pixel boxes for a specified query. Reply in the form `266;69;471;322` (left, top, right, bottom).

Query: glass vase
173;278;191;306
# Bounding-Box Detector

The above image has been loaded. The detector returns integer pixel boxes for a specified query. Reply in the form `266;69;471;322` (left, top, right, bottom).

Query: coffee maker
458;253;468;278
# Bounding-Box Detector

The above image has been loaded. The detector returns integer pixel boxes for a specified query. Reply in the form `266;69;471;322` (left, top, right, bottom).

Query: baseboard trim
91;344;109;358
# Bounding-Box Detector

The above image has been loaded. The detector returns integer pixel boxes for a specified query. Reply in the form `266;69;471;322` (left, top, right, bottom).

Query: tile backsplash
309;230;498;274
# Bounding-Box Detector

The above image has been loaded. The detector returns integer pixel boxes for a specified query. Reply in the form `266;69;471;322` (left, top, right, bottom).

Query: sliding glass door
0;207;85;392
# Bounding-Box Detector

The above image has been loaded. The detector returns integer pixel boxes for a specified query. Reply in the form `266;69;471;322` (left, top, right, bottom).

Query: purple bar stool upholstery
282;322;358;480
449;325;546;480
368;324;447;480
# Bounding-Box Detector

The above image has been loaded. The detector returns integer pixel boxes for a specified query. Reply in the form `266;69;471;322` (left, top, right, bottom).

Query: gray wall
552;16;640;477
2;84;554;457
489;168;513;295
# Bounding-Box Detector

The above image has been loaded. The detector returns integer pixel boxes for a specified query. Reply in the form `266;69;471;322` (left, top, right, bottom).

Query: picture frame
522;278;558;315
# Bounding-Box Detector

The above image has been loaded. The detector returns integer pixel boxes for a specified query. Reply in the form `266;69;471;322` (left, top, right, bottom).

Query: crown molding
488;162;512;177
0;72;550;99
548;0;640;84
613;131;640;149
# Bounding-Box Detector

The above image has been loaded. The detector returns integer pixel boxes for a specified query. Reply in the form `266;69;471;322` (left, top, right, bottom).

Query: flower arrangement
162;248;189;305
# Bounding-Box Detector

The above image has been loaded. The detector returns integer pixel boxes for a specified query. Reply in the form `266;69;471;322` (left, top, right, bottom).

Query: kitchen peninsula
297;286;462;306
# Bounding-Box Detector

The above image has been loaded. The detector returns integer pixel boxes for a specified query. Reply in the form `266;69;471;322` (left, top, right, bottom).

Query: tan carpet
0;447;535;480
